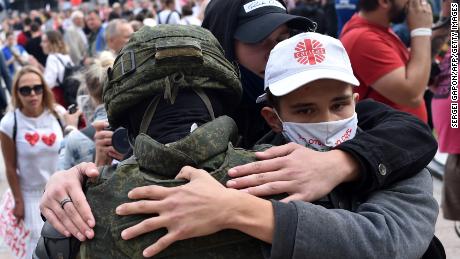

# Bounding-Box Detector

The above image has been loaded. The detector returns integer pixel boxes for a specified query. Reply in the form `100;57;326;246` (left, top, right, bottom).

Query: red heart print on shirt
41;133;56;146
25;132;39;146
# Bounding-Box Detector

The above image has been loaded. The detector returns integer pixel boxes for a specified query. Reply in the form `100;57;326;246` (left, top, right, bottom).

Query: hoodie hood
202;0;243;62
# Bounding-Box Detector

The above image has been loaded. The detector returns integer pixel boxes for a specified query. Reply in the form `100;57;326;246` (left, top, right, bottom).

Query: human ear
261;107;283;133
353;93;359;103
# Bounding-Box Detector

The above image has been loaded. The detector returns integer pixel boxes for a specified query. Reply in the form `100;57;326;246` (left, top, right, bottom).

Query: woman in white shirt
0;66;77;258
41;30;74;107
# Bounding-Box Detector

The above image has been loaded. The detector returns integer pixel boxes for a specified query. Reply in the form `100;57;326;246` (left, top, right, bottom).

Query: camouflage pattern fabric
81;25;267;258
104;25;241;129
81;116;270;258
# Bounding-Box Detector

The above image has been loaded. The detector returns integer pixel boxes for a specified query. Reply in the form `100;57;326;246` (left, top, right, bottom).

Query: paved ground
0;152;459;258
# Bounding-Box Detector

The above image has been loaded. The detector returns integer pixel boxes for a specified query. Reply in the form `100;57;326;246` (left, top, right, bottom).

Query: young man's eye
296;108;315;115
331;103;347;111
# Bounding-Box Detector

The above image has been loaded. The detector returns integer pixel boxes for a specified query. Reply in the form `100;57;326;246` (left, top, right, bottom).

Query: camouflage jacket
80;116;269;259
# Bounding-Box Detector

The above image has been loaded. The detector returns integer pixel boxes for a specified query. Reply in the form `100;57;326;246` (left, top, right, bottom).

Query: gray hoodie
268;168;438;259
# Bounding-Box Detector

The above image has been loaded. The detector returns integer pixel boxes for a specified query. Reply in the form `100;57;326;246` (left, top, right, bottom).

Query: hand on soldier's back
40;162;99;240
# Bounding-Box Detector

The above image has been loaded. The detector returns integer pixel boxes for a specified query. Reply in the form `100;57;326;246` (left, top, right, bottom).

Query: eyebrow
332;95;353;102
289;94;353;108
289;103;315;109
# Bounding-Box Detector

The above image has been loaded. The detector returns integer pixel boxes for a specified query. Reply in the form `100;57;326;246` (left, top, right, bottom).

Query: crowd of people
0;0;456;258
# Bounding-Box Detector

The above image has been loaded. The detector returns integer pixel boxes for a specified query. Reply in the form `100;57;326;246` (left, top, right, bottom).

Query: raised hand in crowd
63;108;82;129
93;120;123;166
406;0;433;31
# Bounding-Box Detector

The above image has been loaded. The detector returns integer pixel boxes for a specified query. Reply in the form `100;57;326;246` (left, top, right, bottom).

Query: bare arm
372;0;432;107
0;132;24;220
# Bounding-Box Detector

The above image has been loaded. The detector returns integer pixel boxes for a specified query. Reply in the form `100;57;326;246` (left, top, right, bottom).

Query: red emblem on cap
294;38;325;65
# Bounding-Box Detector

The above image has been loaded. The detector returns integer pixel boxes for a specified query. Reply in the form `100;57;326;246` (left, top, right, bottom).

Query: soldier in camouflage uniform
79;24;279;258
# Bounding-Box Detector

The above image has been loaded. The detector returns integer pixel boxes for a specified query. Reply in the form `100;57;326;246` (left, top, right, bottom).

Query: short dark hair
88;10;100;18
30;22;40;32
358;0;380;12
33;16;43;26
44;12;52;20
108;11;121;21
182;4;193;16
266;89;281;111
24;17;32;26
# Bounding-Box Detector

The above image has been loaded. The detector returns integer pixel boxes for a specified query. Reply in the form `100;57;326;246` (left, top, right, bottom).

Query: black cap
234;0;316;43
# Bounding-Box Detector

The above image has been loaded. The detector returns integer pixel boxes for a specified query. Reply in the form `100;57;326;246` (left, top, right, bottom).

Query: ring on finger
60;197;73;209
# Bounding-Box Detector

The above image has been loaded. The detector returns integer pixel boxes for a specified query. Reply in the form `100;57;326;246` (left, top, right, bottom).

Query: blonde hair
12;66;58;117
80;51;115;104
45;30;68;54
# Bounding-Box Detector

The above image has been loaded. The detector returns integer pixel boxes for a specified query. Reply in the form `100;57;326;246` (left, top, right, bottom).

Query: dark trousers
442;154;460;220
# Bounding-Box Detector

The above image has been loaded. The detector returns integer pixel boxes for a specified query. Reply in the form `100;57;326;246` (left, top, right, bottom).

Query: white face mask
277;112;358;152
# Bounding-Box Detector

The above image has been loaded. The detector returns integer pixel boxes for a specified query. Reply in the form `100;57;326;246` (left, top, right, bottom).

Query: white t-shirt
44;53;73;89
0;108;64;191
179;16;202;26
158;10;181;25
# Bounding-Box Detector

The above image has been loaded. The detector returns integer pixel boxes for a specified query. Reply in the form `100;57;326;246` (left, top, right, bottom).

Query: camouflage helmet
104;25;242;128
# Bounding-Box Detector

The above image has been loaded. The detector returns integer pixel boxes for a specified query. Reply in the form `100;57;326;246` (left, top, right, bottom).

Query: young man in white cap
258;32;360;151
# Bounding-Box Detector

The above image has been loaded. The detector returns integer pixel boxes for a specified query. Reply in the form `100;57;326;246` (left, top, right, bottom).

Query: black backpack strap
56;54;69;85
55;55;66;67
13;110;17;142
165;10;178;24
55;55;69;85
50;110;65;133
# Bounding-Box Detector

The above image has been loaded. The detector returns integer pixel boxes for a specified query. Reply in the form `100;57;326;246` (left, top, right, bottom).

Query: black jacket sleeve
335;99;437;194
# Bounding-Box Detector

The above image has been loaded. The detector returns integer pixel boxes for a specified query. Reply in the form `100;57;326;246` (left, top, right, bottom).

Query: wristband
410;28;432;37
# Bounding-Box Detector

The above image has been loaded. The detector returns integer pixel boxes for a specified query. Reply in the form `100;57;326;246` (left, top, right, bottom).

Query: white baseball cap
257;32;359;103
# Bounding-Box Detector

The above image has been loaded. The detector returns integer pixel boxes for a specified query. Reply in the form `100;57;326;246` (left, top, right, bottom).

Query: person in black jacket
24;22;47;67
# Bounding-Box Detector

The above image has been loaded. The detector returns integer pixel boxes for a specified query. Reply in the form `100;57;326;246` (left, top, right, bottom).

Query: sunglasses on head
18;84;44;96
